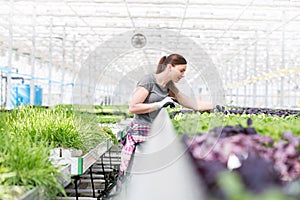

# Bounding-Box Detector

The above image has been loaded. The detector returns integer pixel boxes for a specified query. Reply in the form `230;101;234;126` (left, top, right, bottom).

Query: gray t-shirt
133;74;171;125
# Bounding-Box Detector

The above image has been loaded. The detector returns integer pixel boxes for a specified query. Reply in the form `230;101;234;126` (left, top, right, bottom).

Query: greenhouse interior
0;0;299;199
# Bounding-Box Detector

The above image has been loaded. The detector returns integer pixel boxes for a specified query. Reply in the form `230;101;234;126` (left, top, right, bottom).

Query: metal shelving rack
61;145;121;200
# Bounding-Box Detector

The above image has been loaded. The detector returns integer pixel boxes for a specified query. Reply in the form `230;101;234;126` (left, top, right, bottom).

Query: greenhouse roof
0;0;299;93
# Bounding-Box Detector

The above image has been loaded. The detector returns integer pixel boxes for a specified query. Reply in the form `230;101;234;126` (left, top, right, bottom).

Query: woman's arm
128;86;158;114
175;92;213;111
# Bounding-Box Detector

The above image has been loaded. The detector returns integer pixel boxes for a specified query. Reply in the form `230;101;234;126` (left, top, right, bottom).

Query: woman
117;53;213;190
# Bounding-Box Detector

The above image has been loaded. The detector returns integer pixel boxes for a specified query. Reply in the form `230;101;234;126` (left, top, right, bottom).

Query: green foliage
172;111;300;140
101;126;118;145
97;114;124;124
0;105;119;198
94;104;129;113
0;112;7;130
171;112;224;136
216;171;292;200
219;113;300;140
5;106;83;149
0;128;65;198
73;112;116;152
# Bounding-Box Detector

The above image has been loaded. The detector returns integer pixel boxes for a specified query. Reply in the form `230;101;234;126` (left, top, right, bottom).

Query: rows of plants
171;105;300;116
224;106;300;117
171;107;300;200
0;105;118;199
94;105;133;124
59;104;132;124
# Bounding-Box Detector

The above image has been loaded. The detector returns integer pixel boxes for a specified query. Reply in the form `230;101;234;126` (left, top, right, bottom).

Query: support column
6;0;14;109
48;18;53;106
265;37;269;107
80;43;84;105
60;26;66;104
253;31;258;107
71;35;76;105
235;58;239;106
243;49;247;107
280;11;285;107
30;1;36;106
87;48;92;105
229;60;233;104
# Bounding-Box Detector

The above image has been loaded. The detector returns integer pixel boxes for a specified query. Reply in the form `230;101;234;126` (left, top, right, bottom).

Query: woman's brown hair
156;54;187;98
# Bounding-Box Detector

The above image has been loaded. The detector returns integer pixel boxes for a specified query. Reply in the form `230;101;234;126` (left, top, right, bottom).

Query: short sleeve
137;74;154;92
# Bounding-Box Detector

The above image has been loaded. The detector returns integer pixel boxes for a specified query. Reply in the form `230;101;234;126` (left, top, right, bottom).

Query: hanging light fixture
131;33;147;48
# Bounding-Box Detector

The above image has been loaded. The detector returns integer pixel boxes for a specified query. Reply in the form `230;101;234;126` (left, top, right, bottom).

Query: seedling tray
18;188;41;200
51;139;113;175
57;164;72;187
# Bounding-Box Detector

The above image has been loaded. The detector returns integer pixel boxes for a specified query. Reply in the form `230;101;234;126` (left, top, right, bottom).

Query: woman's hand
156;97;175;109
